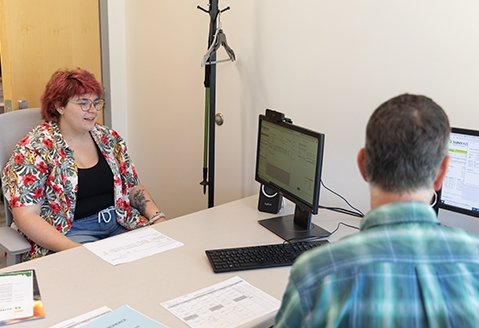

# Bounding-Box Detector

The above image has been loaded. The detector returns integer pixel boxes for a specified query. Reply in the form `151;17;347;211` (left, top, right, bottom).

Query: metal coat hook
197;0;234;207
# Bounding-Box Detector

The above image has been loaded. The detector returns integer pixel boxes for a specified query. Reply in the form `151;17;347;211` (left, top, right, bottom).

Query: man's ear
357;148;368;182
433;155;450;191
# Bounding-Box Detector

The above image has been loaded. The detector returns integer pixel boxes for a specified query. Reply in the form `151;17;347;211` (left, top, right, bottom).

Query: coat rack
197;1;235;208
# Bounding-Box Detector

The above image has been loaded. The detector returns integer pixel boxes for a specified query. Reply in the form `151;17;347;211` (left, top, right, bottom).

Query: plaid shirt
275;201;479;328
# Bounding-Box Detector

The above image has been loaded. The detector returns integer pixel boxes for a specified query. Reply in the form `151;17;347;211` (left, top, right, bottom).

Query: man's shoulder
291;224;479;282
292;233;366;277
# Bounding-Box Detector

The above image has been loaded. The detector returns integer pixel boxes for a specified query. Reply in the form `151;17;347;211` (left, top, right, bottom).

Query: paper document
82;305;168;328
161;276;280;328
84;227;183;265
0;269;45;326
50;306;112;328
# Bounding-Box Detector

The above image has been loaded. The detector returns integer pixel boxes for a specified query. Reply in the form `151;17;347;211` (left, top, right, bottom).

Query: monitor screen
255;110;328;241
437;127;479;217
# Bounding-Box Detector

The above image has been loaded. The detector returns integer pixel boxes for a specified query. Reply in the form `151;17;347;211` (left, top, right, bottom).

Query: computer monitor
437;127;479;224
255;110;328;241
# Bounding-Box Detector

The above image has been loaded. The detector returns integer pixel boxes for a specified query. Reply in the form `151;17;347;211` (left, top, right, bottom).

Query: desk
0;196;360;327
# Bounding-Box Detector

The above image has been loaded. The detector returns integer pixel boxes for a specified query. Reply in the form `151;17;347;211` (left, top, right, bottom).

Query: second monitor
255;110;329;241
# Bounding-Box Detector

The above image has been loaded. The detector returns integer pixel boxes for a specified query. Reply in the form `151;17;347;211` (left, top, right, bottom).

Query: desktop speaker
258;185;282;214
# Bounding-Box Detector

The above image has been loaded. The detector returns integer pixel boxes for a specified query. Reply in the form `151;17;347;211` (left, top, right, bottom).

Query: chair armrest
0;226;30;255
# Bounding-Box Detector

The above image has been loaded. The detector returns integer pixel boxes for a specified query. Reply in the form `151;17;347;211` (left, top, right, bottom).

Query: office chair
0;108;42;265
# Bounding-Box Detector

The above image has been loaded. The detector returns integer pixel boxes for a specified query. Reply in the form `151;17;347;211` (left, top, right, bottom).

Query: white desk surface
0;195;360;327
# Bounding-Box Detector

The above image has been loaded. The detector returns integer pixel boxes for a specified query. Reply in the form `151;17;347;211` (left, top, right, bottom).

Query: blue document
83;305;168;328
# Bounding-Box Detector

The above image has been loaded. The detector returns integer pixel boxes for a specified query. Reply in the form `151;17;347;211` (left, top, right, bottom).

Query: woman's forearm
129;184;166;223
12;207;81;252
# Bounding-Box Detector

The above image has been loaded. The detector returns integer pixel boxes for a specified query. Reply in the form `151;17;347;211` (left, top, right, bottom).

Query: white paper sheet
0;271;34;321
50;306;112;328
84;227;183;265
161;276;280;328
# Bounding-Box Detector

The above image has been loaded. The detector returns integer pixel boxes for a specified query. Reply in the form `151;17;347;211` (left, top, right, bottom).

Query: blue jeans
66;206;128;244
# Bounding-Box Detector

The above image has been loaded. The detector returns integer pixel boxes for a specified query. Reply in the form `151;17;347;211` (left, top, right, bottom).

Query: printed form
0;272;33;322
84;227;183;265
161;276;280;328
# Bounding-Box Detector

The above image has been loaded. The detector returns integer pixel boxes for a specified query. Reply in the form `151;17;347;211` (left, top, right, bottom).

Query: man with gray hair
275;94;479;327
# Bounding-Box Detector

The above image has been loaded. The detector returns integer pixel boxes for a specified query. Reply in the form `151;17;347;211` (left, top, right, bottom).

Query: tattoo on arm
132;188;150;214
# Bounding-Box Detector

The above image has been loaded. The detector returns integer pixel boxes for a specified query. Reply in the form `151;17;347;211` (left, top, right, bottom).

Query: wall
105;0;128;140
107;1;479;220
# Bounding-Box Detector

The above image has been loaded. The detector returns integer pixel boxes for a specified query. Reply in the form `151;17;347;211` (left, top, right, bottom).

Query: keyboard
205;240;328;273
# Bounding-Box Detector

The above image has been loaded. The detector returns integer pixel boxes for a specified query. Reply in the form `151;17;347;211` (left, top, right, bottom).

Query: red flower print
14;154;25;164
33;189;43;200
50;202;60;214
47;174;55;184
116;198;123;208
42;139;53;149
52;184;62;193
22;173;36;185
36;162;48;174
120;162;127;175
111;130;120;138
10;196;20;207
19;136;30;146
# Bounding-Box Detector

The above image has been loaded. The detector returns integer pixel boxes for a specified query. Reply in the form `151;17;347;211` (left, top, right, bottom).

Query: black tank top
74;144;114;219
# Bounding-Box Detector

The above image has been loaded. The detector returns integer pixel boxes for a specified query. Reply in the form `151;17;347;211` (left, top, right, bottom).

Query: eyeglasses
69;98;105;112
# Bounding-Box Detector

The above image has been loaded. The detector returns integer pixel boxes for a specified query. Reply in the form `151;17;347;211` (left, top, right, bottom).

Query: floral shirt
2;121;150;260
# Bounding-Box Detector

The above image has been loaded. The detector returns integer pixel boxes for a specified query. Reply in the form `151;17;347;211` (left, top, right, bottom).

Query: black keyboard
205;240;329;273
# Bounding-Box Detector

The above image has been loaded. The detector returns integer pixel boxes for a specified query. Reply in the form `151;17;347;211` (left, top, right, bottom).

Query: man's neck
369;186;434;209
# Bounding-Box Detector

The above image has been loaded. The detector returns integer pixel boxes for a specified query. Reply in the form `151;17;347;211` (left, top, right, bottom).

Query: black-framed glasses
69;98;105;112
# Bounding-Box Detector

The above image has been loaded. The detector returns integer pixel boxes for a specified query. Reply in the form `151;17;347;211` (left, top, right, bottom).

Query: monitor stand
259;214;330;241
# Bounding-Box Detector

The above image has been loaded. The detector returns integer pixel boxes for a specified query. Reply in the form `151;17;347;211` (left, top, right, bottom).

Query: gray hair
364;94;450;193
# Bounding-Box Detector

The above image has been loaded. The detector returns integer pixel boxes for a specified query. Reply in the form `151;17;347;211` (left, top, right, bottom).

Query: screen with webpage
257;120;319;207
439;128;479;216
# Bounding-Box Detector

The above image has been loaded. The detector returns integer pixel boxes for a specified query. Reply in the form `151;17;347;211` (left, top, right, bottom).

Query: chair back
0;108;43;227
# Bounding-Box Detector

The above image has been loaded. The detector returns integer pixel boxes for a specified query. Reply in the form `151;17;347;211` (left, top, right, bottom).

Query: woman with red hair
2;68;166;260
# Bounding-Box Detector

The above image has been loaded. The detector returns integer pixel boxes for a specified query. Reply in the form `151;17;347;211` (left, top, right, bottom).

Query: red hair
41;68;104;122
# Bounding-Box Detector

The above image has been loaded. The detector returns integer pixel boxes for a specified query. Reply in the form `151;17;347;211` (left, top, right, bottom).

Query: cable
318;205;363;217
327;221;360;236
319;180;365;217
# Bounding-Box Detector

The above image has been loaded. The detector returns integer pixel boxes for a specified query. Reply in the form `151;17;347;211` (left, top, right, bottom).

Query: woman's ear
357;148;368;182
57;107;64;115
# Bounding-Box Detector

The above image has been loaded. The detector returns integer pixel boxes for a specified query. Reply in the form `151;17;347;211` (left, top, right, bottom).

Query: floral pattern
1;122;150;260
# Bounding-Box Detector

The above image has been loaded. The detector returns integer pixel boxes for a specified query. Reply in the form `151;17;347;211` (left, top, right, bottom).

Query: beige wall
107;0;479;220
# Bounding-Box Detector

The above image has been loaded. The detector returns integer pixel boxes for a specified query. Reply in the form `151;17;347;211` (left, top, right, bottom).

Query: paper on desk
50;306;112;328
84;227;183;265
82;305;168;328
0;271;33;322
161;276;281;328
0;269;45;326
